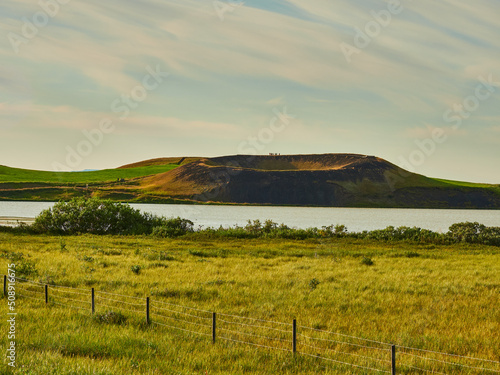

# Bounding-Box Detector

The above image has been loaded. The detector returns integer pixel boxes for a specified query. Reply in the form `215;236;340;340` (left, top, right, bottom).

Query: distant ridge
140;154;500;208
118;157;201;169
1;153;499;208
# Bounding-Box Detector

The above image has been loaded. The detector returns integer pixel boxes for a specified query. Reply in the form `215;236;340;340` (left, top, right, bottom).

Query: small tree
32;197;165;235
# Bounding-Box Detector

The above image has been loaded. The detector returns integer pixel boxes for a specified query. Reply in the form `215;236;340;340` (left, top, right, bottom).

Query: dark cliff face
161;154;500;208
206;169;354;206
392;187;500;209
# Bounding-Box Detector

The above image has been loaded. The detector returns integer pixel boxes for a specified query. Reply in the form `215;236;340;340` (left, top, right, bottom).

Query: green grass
0;164;179;184
1;234;499;374
432;178;500;193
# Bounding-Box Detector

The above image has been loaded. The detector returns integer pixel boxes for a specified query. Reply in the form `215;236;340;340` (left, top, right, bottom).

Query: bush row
198;220;500;246
1;198;498;246
27;198;193;237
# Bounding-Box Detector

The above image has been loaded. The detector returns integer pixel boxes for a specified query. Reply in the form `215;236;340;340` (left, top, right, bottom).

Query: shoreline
0;217;35;227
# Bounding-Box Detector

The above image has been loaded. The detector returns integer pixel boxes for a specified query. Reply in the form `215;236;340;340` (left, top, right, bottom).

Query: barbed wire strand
48;286;89;296
95;295;143;307
152;321;210;337
95;301;142;314
153;299;212;314
150;303;212;321
218;312;292;326
151;311;210;329
218;326;291;344
218;318;291;334
398;345;500;364
16;284;44;292
299;326;392;347
17;286;42;295
53;301;90;311
301;341;392;365
53;294;91;306
48;283;89;292
399;363;447;375
17;292;43;302
299;332;390;352
14;277;45;285
300;352;391;374
219;336;291;352
399;351;500;373
95;290;143;300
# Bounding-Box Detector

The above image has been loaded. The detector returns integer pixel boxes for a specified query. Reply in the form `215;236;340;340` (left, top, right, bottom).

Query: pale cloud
405;124;467;139
118;116;241;137
266;97;285;106
1;0;500;182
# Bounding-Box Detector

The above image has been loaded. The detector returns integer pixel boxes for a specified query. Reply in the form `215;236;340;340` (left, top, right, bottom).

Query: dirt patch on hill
141;154;500;208
118;157;201;169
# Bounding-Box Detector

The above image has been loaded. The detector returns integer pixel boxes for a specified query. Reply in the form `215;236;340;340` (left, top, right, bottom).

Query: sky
1;0;499;183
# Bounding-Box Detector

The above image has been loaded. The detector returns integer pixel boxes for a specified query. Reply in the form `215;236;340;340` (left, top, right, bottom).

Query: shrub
309;278;320;290
142;249;176;261
447;222;500;245
361;257;374;266
131;265;141;274
94;311;127;325
189;249;228;258
59;238;67;252
151;217;194;238
0;251;25;262
447;222;485;243
479;226;500;246
17;259;38;277
31;197;166;235
262;219;278;233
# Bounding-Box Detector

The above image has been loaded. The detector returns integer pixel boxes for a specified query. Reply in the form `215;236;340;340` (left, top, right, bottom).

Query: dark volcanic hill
142;154;500;208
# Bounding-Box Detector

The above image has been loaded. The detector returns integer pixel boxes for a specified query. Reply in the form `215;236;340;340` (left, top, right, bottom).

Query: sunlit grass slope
0;164;180;184
0;234;499;374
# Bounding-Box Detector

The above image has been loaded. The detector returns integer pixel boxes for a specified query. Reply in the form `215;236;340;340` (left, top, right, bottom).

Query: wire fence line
5;275;500;374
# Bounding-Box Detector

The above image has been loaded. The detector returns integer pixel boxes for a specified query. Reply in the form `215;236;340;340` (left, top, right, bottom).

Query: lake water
0;201;499;232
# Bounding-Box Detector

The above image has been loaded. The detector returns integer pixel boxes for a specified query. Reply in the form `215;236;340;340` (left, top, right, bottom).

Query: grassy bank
0;164;180;184
1;233;499;374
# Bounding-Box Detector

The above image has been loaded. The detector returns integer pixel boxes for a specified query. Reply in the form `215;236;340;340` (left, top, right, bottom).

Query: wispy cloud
1;0;499;182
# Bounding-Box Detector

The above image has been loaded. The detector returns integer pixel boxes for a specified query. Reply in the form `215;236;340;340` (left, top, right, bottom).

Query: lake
0;201;499;232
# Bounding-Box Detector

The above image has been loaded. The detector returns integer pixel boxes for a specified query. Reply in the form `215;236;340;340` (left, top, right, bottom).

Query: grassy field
1;233;499;374
0;164;179;184
432;178;500;194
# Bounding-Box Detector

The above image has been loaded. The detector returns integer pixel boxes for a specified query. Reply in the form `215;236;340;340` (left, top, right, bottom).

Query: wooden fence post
391;345;396;375
293;319;297;354
45;284;48;304
146;297;150;325
3;275;6;297
91;288;95;314
212;312;216;344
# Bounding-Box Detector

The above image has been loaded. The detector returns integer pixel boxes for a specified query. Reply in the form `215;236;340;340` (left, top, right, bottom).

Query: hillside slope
1;154;499;208
142;154;500;208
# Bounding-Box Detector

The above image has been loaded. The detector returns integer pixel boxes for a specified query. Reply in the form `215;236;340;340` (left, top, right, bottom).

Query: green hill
0;164;179;184
1;154;499;208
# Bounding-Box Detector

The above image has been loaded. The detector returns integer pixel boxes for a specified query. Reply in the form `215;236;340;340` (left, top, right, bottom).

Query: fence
4;275;500;374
